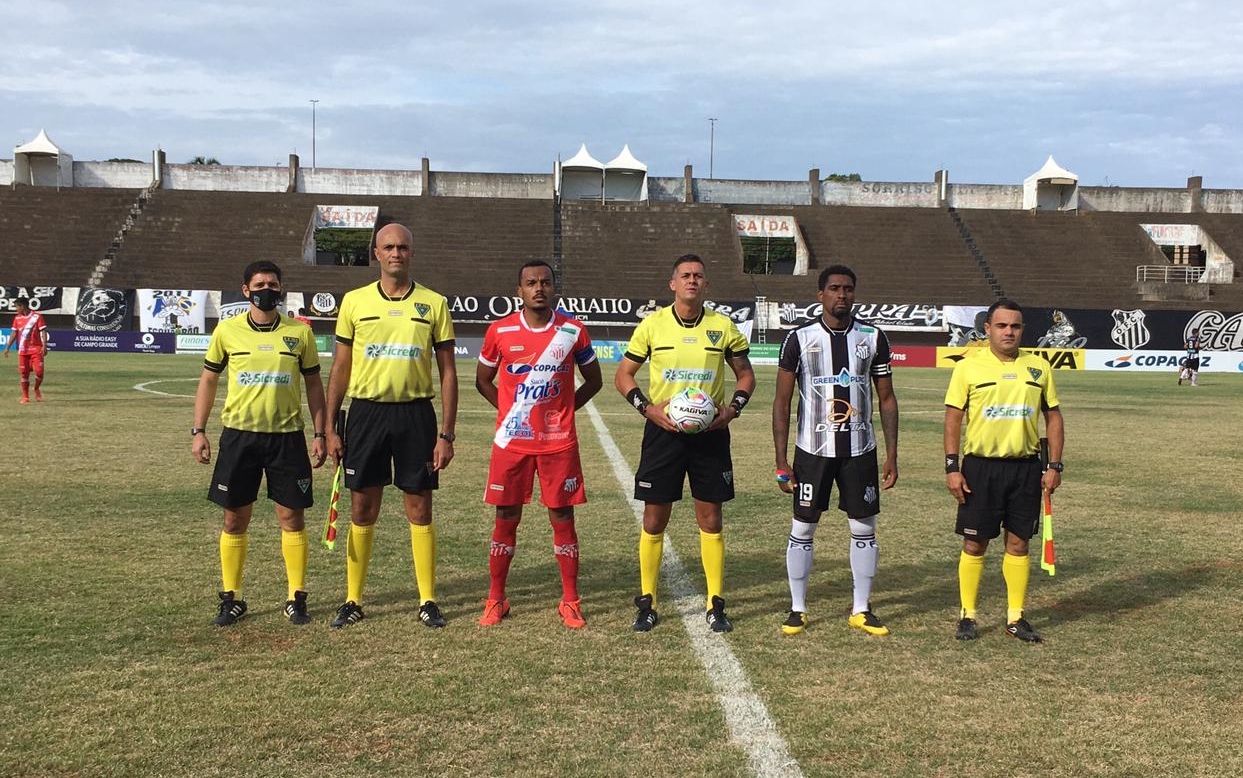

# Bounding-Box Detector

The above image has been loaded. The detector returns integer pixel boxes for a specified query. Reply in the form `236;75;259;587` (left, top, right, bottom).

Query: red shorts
17;353;43;375
484;444;586;508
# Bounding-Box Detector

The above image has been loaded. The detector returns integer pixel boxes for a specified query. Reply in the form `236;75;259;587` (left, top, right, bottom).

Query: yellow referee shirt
945;349;1060;459
624;306;749;404
204;313;320;433
335;281;455;402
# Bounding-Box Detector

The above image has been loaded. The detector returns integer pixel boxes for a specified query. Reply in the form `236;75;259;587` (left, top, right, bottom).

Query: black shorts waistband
349;397;433;407
964;454;1039;463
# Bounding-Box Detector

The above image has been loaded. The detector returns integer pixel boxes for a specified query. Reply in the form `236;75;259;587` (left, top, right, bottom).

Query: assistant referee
944;299;1064;643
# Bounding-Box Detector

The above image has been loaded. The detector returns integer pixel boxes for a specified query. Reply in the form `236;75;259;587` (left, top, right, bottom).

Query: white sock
786;519;817;613
848;516;879;614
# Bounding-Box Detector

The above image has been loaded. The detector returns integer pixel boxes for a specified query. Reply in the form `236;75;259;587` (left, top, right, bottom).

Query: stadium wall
299;167;424;195
2;154;1241;214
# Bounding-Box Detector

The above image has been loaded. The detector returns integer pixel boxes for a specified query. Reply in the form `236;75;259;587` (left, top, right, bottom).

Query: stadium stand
3;181;1243;313
0;187;142;286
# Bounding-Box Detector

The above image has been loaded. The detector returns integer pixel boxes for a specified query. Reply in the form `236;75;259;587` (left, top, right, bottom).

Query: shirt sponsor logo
811;369;868;387
236;371;292;386
259;343;274;351
503;414;535;439
506;362;569;375
498;326;520;333
365;343;423;359
662;368;716;382
982;404;1034;419
515;381;561;402
683;337;697;344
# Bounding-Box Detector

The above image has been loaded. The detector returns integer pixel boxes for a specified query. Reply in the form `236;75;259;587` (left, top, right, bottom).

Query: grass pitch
0;354;1240;777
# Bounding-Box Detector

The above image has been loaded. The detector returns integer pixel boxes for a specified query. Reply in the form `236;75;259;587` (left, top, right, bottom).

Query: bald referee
944;299;1064;643
325;222;459;629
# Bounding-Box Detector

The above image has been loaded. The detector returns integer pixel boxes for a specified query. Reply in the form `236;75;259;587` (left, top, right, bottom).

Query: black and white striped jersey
778;317;892;458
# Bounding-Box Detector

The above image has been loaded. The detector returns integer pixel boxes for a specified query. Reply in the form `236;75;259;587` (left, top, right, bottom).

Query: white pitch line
133;377;199;397
583;401;804;778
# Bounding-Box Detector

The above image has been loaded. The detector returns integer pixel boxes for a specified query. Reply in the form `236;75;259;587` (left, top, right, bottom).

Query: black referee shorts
344;398;439;493
955;455;1042;541
633;422;734;504
208;428;314;510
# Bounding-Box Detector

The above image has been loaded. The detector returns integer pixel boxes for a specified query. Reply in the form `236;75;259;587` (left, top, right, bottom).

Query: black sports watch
438;432;456;443
191;427;207;436
1046;461;1064;473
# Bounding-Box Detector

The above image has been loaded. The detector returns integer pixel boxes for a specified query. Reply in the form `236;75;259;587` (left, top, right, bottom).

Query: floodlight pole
708;117;717;179
309;99;319;169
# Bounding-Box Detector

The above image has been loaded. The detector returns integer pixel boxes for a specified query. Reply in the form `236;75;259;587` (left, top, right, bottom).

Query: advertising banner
937;347;1085;370
444;295;753;327
1084;350;1243;373
48;330;176;353
890;345;937;368
778;302;946;332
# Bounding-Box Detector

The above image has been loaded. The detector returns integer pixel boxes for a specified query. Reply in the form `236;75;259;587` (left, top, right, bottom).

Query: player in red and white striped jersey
4;297;48;403
475;261;602;628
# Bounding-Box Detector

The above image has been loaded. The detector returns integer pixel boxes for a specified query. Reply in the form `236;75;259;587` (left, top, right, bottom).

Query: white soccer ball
666;387;717;434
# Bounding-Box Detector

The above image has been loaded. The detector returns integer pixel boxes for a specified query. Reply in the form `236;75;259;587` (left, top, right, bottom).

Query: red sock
552;518;580;602
488;517;518;601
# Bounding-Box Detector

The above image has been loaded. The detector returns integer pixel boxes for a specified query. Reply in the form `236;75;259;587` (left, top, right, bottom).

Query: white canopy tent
1022;155;1078;211
603;144;648;202
13;129;73;187
557;144;605;201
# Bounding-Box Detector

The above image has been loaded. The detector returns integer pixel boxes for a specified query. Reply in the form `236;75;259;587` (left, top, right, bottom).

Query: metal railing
1136;265;1205;283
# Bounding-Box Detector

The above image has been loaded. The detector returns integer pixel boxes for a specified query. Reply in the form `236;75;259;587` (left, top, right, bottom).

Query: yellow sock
1002;552;1030;623
281;529;308;600
700;530;725;608
639;531;664;608
346;523;375;605
220;532;248;597
410;522;437;604
958;550;985;619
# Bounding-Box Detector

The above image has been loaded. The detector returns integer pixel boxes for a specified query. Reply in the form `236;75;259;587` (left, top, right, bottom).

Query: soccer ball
666;388;717;433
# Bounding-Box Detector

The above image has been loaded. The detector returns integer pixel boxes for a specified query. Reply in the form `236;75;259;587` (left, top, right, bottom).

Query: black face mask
249;288;283;312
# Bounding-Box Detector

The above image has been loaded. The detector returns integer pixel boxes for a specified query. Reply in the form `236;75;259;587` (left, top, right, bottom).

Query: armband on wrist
729;389;751;416
944;454;960;474
626;387;651;416
774;469;792;484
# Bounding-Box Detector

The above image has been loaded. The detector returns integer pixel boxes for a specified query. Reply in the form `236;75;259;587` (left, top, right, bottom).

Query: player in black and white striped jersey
772;265;900;636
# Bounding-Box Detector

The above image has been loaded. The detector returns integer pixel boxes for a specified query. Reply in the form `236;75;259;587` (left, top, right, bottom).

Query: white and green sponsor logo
982;404;1034;419
662;368;716;382
237;371;293;387
365;343;424;360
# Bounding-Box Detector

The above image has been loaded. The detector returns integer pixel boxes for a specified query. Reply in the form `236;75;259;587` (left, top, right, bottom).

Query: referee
325;222;459;629
614;253;755;633
192;260;327;626
944;299;1064;643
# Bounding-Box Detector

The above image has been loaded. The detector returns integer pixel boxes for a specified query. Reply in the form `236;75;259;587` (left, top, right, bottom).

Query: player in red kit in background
4;297;49;403
475;261;603;628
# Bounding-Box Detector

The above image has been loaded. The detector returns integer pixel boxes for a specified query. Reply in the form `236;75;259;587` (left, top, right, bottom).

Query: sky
2;0;1242;188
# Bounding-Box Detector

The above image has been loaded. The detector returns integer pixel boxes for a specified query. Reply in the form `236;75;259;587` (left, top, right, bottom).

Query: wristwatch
191;427;207;436
1046;461;1064;473
438;432;456;443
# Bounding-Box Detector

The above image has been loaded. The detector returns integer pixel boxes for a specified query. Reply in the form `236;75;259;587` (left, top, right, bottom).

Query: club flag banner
1;286;65;314
305;291;341;317
138;289;209;333
73;288;134;331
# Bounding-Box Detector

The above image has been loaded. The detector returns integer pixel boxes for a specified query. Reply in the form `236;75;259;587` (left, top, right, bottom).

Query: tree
824;172;862;182
314;228;373;266
188;156;221;165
